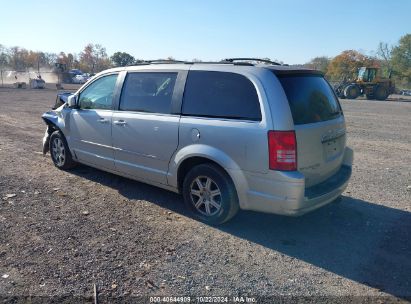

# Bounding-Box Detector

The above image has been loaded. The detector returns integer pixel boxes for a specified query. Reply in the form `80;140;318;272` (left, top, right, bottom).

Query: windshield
277;74;342;125
358;67;367;80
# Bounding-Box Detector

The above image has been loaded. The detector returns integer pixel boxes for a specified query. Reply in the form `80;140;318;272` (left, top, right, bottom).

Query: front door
69;73;118;170
112;72;181;184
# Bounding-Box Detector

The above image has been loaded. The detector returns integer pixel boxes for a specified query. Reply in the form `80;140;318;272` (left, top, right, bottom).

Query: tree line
305;34;411;88
0;43;113;74
1;34;410;87
0;43;168;74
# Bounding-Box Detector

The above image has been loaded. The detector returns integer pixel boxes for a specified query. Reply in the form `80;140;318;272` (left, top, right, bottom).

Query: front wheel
49;131;77;169
344;85;360;99
182;163;239;225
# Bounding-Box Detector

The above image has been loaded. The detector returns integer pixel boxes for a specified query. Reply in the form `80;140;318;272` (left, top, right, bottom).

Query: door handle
113;120;127;126
97;118;109;123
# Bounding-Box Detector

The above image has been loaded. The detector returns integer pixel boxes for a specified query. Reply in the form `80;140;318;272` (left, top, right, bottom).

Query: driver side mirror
67;95;78;108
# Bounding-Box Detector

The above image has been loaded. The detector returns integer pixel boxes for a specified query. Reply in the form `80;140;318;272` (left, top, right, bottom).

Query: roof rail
131;60;253;66
127;58;281;66
222;58;282;66
188;60;252;65
141;59;187;64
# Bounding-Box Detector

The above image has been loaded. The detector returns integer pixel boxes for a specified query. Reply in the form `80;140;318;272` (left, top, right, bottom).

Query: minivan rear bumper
237;147;353;216
287;165;351;215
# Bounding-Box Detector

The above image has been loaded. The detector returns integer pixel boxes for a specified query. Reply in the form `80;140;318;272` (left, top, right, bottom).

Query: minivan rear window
277;74;341;125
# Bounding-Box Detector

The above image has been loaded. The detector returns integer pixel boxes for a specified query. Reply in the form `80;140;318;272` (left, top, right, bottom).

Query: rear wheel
182;163;239;225
49;131;77;170
343;85;360;99
374;85;389;101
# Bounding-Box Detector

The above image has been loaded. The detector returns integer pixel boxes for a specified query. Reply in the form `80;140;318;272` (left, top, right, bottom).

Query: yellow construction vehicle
335;67;395;100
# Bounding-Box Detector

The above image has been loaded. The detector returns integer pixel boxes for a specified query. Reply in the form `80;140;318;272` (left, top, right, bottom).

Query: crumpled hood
53;92;74;109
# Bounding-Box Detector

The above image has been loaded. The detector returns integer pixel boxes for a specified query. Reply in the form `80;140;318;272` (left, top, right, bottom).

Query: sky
0;0;410;64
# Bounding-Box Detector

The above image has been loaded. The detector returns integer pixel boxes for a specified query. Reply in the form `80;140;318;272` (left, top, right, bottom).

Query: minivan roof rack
131;59;255;66
128;58;282;66
222;58;282;66
140;59;187;64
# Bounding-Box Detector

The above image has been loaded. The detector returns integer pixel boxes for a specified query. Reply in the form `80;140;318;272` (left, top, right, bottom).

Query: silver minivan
42;59;353;224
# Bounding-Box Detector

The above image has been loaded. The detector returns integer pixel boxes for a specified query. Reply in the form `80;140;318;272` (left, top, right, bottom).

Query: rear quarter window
277;74;342;125
182;71;261;121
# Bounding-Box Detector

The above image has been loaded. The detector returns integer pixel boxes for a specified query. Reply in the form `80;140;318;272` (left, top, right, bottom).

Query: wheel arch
42;114;74;158
42;117;61;134
168;145;249;209
176;156;228;192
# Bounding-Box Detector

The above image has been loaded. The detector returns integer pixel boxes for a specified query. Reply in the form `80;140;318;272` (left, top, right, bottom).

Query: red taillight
268;130;297;171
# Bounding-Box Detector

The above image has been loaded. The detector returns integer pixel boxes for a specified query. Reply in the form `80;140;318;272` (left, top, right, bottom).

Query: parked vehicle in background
334;67;395;100
400;89;411;96
29;77;46;89
72;73;91;84
41;58;353;224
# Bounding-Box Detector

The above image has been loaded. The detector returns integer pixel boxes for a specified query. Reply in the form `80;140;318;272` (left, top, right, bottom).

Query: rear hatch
277;72;346;187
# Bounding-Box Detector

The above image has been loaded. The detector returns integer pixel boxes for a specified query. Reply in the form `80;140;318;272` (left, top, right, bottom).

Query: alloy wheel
52;138;65;166
190;176;222;216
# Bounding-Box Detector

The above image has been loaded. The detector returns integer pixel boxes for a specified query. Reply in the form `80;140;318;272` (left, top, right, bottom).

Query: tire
343;85;360;99
335;86;345;99
374;85;388;101
49;131;77;170
182;163;239;225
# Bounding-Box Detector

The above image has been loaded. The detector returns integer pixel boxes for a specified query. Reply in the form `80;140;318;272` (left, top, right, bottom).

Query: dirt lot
0;88;410;303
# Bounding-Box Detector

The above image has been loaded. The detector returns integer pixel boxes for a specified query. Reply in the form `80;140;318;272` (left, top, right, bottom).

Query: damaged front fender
41;106;67;155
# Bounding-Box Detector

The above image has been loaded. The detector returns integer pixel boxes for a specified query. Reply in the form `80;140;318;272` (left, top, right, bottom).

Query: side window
182;71;261;121
119;72;177;114
78;74;118;110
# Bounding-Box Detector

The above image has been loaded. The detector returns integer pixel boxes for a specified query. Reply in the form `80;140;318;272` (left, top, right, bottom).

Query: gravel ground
0;88;410;303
